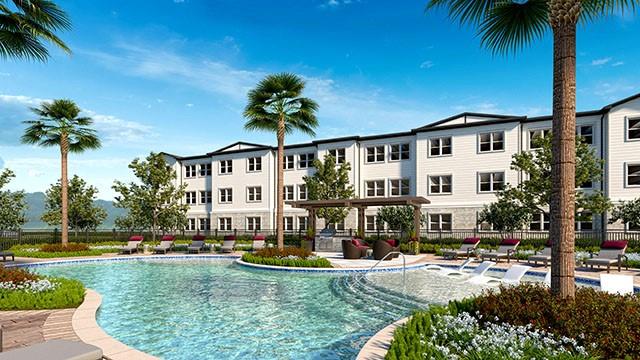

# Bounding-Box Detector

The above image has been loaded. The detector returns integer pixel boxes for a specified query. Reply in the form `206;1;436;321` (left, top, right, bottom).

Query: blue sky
1;0;638;199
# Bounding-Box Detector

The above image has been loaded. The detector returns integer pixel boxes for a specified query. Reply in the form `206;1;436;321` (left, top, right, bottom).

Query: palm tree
244;73;319;250
22;99;101;246
426;0;638;298
0;0;71;61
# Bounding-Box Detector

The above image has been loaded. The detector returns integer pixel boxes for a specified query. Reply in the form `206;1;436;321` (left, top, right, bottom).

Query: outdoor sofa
480;238;520;263
373;239;399;260
187;235;207;253
442;237;480;260
342;239;366;259
527;240;552;267
0;339;102;360
153;235;176;254
584;240;628;273
120;235;143;254
220;235;236;253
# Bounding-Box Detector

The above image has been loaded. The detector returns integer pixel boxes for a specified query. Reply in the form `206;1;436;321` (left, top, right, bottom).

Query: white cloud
420;60;434;69
593;81;638;100
321;0;354;7
0;156;4;169
612;61;624;67
186;103;194;107
0;72;10;77
591;57;612;66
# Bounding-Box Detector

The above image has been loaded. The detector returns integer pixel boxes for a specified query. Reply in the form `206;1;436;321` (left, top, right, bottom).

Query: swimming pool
34;258;490;359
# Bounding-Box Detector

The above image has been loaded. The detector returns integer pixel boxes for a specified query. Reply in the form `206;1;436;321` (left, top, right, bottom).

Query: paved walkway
0;308;78;352
319;252;428;268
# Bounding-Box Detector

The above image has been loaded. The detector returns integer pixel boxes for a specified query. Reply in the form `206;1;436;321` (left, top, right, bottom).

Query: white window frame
528;128;551;149
186;218;196;231
366;215;380;231
365;180;385;197
428;175;452;195
247;186;262;202
218;217;232;231
298;216;308;231
284;155;295;170
478;131;505;153
328;148;346;164
625;162;640;188
389;178;410;196
185;165;197;178
219;160;233;174
529;212;550;231
429;213;452;232
298;153;315;169
478;171;505;193
199;217;210;231
284;185;294;201
185;191;197;205
365;145;385;163
246;217;261;231
389;143;410;161
284;216;294;231
298;184;308;201
576;125;594;145
626;117;640;142
247;157;262;173
199;190;212;204
428;136;452;157
199;163;212;177
575;212;593;232
627;222;640;232
328;221;345;231
219;188;233;203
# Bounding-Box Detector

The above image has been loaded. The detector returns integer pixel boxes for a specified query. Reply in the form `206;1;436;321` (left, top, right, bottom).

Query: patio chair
543;270;551;286
0;339;102;360
252;234;266;251
600;274;634;295
480;238;520;263
469;264;531;285
341;239;364;259
373;239;399;260
352;238;371;255
527;240;552;267
584;240;628;273
120;235;143;254
425;258;474;275
450;260;495;277
187;235;207;254
154;235;176;254
0;251;14;262
220;235;236;253
442;237;480;260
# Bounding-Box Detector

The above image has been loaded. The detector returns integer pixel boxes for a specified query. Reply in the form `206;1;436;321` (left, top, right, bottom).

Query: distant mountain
23;192;125;229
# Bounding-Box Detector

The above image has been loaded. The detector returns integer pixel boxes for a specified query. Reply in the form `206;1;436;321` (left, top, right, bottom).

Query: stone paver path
0;308;77;352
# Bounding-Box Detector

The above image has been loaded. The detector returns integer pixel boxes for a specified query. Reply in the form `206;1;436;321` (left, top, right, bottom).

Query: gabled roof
414;112;519;131
213;141;270;153
602;91;640;111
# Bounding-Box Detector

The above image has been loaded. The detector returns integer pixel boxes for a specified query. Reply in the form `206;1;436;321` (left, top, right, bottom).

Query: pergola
287;196;430;235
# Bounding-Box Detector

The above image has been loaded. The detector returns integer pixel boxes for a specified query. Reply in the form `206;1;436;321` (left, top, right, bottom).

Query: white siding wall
607;98;640;202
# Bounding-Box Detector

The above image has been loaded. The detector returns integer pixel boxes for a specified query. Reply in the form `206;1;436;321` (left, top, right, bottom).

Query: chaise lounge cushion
500;238;520;246
351;238;368;248
462;237;480;245
192;235;206;241
161;235;175;241
0;339;102;360
129;235;144;242
601;240;627;250
224;235;236;241
253;235;266;241
386;239;398;247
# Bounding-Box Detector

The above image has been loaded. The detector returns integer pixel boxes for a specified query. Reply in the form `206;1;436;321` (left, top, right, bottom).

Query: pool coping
7;254;242;268
356;317;409;360
73;289;158;360
234;258;428;273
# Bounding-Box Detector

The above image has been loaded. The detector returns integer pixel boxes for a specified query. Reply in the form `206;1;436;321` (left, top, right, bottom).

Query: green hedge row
241;253;332;268
0;277;85;310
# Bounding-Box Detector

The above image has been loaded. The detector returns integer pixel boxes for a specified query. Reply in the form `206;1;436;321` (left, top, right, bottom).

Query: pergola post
357;207;366;238
309;208;316;234
413;205;422;239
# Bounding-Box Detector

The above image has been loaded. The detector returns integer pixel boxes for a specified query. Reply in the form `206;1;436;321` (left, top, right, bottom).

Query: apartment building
163;92;640;233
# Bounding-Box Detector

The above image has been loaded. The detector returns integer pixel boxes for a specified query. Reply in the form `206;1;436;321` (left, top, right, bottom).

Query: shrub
41;243;90;252
254;247;313;259
0;265;38;283
10;243;121;258
0;277;85;310
242;247;332;268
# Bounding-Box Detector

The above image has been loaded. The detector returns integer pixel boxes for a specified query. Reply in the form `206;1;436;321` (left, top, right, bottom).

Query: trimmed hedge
10;243;121;258
0;277;85;310
241;248;332;268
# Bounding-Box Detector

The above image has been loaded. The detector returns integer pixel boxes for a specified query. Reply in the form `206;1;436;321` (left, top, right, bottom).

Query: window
299;153;315;169
627;118;640;140
577;180;593;189
478;172;505;193
429;214;452;231
199;163;211;176
328;148;346;164
247;217;261;231
577;125;593;145
185;191;197;205
186;218;196;231
248;157;262;172
575;212;593;231
199;191;212;204
284;155;295;170
247;186;262;202
185;165;197;178
366;146;385;163
328;221;345;231
529;128;551;149
627;163;640;187
298;184;308;200
366;180;385;197
628;222;640;232
284;217;294;231
366;215;379;231
220;160;232;174
199;218;210;231
219;188;233;203
429;175;452;194
390;179;410;196
529;213;550;231
478;218;493;231
429;137;452;157
298;216;308;231
218;217;232;231
390;143;410;161
479;131;504;152
284;185;294;201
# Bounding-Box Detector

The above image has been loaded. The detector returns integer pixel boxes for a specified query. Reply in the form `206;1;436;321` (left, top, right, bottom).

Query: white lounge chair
468;264;531;285
220;235;236;253
187;235;207;253
450;260;495;278
527;243;552;267
425;258;474;275
441;237;480;259
120;235;143;254
154;235;175;254
584;241;628;273
600;274;634;295
480;238;520;263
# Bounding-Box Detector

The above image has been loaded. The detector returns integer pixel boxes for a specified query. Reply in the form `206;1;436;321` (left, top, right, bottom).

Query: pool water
35;259;490;359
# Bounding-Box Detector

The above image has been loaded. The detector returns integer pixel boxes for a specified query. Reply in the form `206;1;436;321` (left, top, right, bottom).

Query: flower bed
241;247;332;268
386;284;640;359
0;266;85;310
10;243;121;258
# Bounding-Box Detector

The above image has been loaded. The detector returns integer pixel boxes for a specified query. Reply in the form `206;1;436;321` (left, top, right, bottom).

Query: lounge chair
441;237;480;260
584;240;628;273
120;235;143;254
544;270;551;286
252;234;266;251
527;241;552;267
187;235;207;254
220;235;236;253
451;260;495;277
0;251;14;262
425;258;474;275
154;235;176;254
480;238;520;263
469;264;531;285
373;239;399;260
600;274;634;295
0;339;102;360
342;239;364;259
353;238;371;255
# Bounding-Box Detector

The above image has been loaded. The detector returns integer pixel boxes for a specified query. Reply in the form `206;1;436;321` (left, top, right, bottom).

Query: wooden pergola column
357;207;366;237
308;208;316;233
413;205;422;239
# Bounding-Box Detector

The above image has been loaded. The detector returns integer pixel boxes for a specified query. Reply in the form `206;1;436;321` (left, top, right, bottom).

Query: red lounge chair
188;235;207;253
480;238;520;263
442;237;480;260
154;235;176;254
120;235;143;254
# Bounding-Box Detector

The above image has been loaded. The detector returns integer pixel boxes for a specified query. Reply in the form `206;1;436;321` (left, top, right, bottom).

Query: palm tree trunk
276;115;285;250
60;133;69;247
550;7;579;298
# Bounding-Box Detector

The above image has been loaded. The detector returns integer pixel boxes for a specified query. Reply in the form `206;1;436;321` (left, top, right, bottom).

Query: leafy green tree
0;0;71;61
304;154;354;228
376;206;426;238
478;197;533;239
22;99;101;246
244;73;319;249
112;153;188;241
609;198;640;230
41;175;107;236
0;169;27;232
426;0;639;300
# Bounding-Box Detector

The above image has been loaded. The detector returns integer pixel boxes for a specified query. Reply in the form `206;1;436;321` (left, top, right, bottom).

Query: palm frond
581;0;639;22
426;0;499;25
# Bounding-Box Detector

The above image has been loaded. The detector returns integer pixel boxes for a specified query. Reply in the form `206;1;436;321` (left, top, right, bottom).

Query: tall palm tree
244;73;319;250
22;99;101;246
426;0;638;298
0;0;71;61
